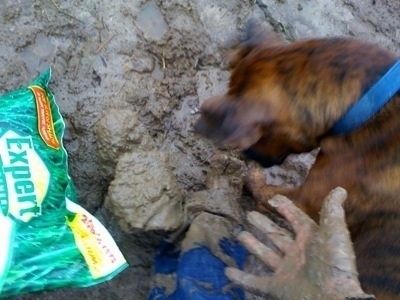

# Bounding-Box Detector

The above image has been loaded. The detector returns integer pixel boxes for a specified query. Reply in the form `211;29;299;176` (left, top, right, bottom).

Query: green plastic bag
0;69;127;297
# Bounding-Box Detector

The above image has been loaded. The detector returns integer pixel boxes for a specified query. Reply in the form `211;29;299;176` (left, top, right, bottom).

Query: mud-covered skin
196;24;400;298
226;188;375;300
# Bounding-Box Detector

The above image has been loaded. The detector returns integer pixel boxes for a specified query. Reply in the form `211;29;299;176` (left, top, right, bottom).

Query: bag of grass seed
0;69;127;297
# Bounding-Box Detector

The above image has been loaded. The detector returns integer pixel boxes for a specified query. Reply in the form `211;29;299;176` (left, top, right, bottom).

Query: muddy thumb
319;187;358;273
319;187;347;229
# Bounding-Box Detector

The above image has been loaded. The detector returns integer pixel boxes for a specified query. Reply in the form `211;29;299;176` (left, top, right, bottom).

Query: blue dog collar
331;60;400;135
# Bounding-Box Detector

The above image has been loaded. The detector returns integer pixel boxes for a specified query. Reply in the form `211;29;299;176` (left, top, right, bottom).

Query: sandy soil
1;0;399;299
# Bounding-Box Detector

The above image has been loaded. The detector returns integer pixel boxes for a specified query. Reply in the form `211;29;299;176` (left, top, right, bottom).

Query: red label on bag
29;85;60;150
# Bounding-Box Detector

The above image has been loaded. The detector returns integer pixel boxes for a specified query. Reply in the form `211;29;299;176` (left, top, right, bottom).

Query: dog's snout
244;148;286;168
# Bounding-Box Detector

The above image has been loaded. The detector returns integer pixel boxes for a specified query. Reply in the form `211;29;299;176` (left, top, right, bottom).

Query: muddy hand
225;187;375;300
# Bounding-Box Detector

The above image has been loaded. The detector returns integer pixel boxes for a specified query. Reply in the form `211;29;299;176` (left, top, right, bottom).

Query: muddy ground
1;0;399;299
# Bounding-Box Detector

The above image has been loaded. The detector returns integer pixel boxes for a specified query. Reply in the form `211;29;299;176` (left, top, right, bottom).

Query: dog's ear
195;96;264;150
229;20;284;67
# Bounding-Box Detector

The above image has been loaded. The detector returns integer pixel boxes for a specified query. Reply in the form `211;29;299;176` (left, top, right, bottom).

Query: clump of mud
185;153;246;224
105;150;184;232
95;108;155;178
96;108;184;232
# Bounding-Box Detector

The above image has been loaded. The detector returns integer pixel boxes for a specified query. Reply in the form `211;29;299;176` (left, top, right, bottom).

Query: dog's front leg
245;162;300;213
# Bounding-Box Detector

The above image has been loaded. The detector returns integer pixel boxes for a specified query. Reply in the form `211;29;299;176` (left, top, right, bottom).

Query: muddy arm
226;188;375;300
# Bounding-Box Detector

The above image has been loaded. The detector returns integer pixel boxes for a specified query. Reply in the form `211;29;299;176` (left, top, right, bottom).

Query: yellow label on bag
66;200;127;279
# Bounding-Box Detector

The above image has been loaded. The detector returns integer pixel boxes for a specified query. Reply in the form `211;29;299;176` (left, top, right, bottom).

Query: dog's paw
245;161;296;213
245;161;267;193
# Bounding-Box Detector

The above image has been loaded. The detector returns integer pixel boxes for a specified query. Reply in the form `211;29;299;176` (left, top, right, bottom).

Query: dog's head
195;24;320;167
195;22;396;167
194;93;314;167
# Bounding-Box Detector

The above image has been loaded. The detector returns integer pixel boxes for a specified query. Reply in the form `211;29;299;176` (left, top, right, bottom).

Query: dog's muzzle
243;148;287;168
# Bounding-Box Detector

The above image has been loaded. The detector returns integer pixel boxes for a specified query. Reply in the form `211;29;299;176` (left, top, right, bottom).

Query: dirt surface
1;0;399;299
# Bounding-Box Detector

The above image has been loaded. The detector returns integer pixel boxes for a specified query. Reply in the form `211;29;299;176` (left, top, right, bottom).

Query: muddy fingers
226;188;375;300
269;194;317;256
225;267;272;296
237;231;282;270
247;211;294;252
269;194;318;234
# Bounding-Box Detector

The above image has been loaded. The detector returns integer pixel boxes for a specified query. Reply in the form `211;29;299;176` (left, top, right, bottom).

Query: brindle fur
195;24;400;298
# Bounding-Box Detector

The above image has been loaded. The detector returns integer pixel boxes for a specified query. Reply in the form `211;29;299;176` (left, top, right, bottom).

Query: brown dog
195;25;400;299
